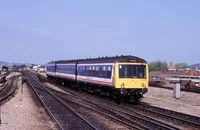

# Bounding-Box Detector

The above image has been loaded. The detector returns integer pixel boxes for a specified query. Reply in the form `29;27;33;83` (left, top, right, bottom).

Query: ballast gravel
0;73;57;130
143;86;200;117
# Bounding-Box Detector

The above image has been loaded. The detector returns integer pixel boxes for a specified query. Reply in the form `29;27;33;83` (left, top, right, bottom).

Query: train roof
77;55;147;64
48;55;147;64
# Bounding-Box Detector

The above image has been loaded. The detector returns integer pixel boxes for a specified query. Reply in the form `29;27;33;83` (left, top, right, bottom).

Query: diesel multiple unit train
46;55;149;103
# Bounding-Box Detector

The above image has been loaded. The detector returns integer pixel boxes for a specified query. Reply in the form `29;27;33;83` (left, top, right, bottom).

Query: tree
175;63;189;69
149;60;168;72
19;64;27;68
13;64;17;68
12;64;27;69
2;66;8;71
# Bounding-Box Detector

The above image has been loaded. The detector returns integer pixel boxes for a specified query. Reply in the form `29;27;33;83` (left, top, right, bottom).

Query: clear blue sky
0;0;200;65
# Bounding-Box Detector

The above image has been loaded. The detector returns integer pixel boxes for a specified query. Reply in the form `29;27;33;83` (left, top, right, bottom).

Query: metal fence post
173;83;180;98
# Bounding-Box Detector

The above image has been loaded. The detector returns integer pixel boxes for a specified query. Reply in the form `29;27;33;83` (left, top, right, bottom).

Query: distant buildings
168;62;176;71
153;62;200;76
32;65;46;73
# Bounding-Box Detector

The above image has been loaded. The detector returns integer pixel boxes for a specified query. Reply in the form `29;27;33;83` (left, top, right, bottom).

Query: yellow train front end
114;62;149;102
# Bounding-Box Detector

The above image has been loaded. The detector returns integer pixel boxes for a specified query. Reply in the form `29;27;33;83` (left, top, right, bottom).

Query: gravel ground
0;83;3;87
0;72;57;130
143;86;200;117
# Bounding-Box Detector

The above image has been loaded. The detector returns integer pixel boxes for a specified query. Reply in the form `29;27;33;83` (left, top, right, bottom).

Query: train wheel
61;81;65;86
123;95;130;103
133;95;141;105
116;93;122;104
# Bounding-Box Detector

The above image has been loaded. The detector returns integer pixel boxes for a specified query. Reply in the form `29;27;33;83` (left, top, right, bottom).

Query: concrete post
173;83;180;98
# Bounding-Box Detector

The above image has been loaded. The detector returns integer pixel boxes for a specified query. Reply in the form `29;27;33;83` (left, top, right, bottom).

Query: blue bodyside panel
56;64;76;74
77;65;113;79
46;65;56;72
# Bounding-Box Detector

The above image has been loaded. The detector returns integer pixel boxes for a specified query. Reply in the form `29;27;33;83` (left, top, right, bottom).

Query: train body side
55;63;76;81
46;63;56;78
76;63;115;87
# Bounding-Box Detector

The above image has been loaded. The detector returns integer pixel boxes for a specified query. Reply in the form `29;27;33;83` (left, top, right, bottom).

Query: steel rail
45;86;177;130
58;96;143;130
0;76;18;101
24;72;97;130
136;103;200;128
83;99;180;130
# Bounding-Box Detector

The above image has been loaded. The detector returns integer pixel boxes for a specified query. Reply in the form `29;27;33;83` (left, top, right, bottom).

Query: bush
149;60;168;72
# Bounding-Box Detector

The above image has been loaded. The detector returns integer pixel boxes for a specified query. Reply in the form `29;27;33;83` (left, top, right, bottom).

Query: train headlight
142;83;146;88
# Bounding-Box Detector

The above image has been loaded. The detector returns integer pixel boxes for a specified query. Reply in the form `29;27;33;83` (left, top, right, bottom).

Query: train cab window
119;65;146;78
138;65;146;78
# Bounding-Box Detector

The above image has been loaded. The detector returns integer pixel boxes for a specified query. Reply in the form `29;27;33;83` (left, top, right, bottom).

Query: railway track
0;76;18;101
150;85;200;94
136;103;200;125
37;78;200;129
65;96;179;130
51;87;200;130
24;72;97;130
0;81;8;92
96;96;200;130
33;72;200;129
33;73;172;129
0;71;11;82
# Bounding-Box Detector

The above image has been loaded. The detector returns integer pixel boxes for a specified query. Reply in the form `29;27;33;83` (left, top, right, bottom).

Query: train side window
91;66;94;76
83;66;86;76
95;66;99;77
107;71;111;78
107;66;112;78
91;66;95;77
81;66;84;75
102;66;107;78
102;70;104;77
79;67;82;75
102;66;105;78
84;66;87;76
99;66;103;78
88;66;91;76
107;66;111;78
91;70;94;77
86;66;89;76
78;66;81;75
